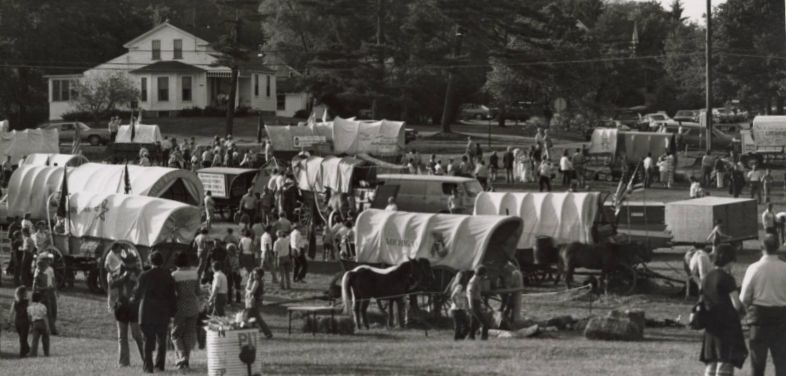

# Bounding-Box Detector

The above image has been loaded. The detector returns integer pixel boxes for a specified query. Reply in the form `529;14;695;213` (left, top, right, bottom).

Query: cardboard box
665;197;758;244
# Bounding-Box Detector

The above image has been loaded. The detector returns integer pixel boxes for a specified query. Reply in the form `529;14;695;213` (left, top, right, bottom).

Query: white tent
22;153;88;167
355;209;522;271
0;128;59;164
115;123;163;143
292;156;369;194
474;192;600;249
6;163;204;219
66;192;200;247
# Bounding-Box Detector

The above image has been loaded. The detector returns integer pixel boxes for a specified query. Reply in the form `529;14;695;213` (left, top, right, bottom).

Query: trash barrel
533;235;556;265
207;328;263;376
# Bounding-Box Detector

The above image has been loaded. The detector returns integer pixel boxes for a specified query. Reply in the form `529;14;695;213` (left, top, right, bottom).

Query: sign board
197;173;228;198
293;135;326;148
553;97;567;113
752;119;786;148
371;137;399;154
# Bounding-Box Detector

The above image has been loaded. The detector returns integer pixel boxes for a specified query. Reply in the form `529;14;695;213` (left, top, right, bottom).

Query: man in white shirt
259;225;277;283
290;225;308;282
446;159;455;176
538;160;552;192
740;234;786;376
761;203;776;237
642;153;653;188
267;169;281;192
385;197;398;211
209;261;228;316
689;176;703;198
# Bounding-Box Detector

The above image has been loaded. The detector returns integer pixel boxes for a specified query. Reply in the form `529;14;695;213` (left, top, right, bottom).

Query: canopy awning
22;153;88;167
66;192;201;247
474;192;600;249
115;123;163;144
355;209;522;271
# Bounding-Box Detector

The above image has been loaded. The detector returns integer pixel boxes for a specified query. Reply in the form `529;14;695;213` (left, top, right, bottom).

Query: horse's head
404;257;433;291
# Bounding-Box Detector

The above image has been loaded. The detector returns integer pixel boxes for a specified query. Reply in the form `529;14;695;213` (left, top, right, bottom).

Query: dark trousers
140;323;168;372
750;323;786;376
293;252;308;281
469;300;489;340
702;166;712;186
197;251;209;283
16;322;30;357
243;305;273;338
43;289;57;334
451;309;469;340
228;272;241;303
12;250;23;285
18;252;33;287
505;167;513;183
766;226;777;237
242;208;256;224
30;320;49;356
561;170;572;186
538;176;551;192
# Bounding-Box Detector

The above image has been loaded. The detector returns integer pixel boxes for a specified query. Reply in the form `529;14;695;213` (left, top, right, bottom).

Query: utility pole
440;27;464;134
705;0;713;152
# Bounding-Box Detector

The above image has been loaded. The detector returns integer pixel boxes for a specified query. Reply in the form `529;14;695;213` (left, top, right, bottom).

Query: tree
71;72;140;126
670;0;686;23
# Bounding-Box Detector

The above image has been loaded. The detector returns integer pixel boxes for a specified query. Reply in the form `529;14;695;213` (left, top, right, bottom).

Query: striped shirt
172;268;201;318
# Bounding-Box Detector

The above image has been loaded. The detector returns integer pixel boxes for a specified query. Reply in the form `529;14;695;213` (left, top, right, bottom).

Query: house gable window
152;39;161;60
157;76;169;102
173;39;183;59
140;77;148;102
277;93;285;111
254;74;259;97
51;79;75;102
266;75;271;97
181;76;192;102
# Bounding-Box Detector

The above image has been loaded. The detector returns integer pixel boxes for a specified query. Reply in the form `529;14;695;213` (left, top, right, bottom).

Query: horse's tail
341;271;353;314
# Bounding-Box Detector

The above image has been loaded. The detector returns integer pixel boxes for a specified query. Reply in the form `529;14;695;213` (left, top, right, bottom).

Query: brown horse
341;258;433;329
557;239;637;294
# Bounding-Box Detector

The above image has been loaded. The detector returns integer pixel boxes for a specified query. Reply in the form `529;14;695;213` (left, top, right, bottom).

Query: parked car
614;111;640;129
38;121;112;146
459;103;494;120
673;110;699;123
639;112;672;130
660;123;737;150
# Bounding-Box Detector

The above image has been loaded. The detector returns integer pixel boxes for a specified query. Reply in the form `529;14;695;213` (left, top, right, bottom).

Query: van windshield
463;181;483;197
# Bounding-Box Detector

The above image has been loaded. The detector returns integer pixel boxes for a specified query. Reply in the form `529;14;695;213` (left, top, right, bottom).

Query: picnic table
287;305;343;335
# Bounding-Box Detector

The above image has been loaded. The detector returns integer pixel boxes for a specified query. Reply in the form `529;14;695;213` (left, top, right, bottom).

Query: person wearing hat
466;265;490;340
32;252;57;335
134;251;177;373
108;251;143;367
32;222;50;254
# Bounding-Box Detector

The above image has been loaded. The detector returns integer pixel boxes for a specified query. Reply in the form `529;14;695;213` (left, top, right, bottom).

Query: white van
376;174;483;214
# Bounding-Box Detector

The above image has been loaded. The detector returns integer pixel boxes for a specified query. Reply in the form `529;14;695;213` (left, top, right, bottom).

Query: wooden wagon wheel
607;263;638;295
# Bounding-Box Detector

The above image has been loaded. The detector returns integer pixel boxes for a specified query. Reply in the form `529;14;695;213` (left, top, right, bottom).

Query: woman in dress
700;244;748;376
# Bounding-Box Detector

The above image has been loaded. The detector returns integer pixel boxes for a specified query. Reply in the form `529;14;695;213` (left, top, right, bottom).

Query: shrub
178;107;203;117
293;109;310;119
235;105;252;117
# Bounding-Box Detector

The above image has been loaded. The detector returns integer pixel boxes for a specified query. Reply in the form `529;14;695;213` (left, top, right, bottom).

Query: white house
265;55;309;118
46;22;277;120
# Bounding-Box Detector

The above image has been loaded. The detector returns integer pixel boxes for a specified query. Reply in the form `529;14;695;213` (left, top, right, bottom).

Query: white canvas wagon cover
22;153;88;167
474;192;599;249
115;123;163;143
66;192;200;247
0;128;59;163
6;164;204;218
355;209;523;271
292;156;367;194
266;118;404;156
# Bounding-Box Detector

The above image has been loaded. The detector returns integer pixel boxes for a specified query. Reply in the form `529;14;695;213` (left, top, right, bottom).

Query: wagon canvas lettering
752;121;786;148
385;237;415;248
198;173;228;198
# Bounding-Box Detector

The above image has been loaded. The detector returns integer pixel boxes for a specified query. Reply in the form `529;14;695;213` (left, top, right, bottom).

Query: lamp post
439;26;464;134
705;0;713;152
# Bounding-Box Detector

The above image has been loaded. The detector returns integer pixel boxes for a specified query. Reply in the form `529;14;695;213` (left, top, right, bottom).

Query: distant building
266;56;309;118
45;21;277;120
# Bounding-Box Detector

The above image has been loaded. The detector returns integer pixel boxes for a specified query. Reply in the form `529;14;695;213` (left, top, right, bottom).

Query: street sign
553;98;567;113
293;135;326;148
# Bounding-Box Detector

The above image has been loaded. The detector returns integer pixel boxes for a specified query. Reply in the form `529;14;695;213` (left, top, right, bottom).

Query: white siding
249;74;276;112
277;92;309;118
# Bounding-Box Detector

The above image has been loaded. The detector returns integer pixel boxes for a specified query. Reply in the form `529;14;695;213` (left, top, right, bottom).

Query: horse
557;238;633;294
341;258;433;330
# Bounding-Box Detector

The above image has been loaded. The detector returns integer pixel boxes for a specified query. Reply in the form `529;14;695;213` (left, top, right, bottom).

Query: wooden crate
604;201;666;227
665;197;758;244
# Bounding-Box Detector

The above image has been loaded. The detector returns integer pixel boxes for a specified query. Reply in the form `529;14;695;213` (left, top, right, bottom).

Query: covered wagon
196;167;268;219
108;122;163;162
51;192;201;291
0;128;60;165
3;163;204;222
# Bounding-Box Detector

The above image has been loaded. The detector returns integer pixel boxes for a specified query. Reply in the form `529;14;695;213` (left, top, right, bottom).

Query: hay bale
584;316;643;341
607;309;645;337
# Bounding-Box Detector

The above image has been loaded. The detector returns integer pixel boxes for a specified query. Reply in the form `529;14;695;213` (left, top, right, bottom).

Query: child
28;291;50;356
243;268;273;338
449;271;470;340
6;286;30;357
209;261;228;316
